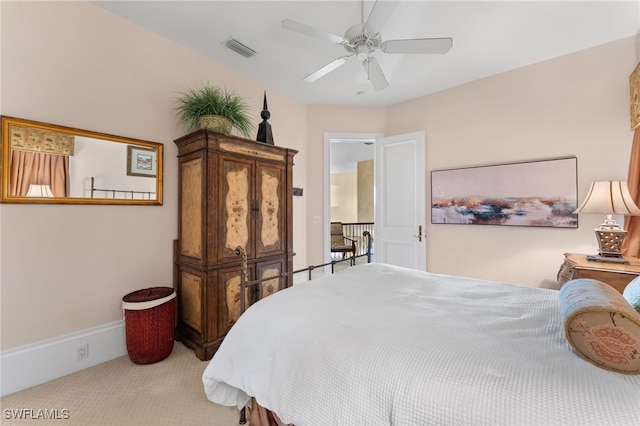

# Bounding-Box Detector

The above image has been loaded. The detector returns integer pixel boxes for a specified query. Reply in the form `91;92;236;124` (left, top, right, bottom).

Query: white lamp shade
26;184;54;197
574;181;640;215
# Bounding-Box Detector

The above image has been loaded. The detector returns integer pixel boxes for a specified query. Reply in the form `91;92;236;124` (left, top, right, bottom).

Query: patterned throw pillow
559;279;640;374
623;276;640;314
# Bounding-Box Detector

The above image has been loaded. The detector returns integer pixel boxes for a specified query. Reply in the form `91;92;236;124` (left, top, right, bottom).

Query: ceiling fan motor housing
344;23;381;55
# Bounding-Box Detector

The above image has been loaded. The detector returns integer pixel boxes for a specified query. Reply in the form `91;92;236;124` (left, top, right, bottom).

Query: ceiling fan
282;0;453;91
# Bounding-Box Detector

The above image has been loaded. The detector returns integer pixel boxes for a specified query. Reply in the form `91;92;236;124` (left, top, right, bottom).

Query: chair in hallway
330;222;357;264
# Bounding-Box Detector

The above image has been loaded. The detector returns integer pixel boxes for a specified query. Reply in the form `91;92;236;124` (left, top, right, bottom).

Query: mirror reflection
1;116;163;205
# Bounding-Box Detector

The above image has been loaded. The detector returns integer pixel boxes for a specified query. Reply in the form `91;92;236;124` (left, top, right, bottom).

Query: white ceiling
331;139;375;173
92;1;640;107
92;1;639;173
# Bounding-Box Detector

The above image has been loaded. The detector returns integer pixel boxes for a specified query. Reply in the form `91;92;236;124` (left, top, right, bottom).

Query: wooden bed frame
234;230;373;424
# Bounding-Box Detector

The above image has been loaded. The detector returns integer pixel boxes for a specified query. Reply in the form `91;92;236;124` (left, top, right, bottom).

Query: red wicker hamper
122;287;176;364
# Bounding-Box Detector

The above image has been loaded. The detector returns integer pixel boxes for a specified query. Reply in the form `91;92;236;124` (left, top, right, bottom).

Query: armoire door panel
220;156;254;263
179;269;203;333
255;162;286;257
217;266;251;337
256;258;285;298
180;158;203;261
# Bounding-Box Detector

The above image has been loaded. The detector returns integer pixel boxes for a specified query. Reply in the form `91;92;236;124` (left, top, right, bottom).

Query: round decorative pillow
623;276;640;314
559;279;640;374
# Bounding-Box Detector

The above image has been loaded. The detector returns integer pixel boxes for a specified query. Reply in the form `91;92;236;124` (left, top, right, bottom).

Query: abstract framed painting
431;157;578;228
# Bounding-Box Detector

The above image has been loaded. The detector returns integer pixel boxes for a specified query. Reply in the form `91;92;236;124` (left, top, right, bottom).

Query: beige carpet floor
0;342;240;426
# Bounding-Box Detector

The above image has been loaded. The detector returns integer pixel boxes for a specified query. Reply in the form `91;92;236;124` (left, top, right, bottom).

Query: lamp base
593;220;627;259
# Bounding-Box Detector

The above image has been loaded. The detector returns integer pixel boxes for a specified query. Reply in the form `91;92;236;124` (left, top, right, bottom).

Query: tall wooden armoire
174;130;297;360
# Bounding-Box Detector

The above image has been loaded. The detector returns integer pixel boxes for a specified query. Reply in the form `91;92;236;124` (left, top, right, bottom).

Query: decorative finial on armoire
256;91;274;145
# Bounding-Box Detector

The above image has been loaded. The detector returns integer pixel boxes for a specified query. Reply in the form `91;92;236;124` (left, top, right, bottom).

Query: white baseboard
1;321;126;397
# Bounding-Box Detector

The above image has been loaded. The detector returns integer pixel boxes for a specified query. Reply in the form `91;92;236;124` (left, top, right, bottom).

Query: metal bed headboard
90;176;156;200
235;230;373;316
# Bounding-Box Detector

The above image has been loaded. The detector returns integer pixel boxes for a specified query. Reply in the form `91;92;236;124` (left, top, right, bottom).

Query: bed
202;262;640;426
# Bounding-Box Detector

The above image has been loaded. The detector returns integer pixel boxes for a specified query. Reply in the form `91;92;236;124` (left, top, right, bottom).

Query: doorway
323;132;378;264
323;131;427;270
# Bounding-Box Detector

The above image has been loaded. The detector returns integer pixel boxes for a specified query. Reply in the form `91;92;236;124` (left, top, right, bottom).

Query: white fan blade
362;57;388;91
365;1;400;35
282;19;347;45
381;38;453;54
304;56;352;82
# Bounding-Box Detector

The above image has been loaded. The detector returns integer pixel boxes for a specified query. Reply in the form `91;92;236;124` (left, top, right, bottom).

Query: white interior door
374;131;426;270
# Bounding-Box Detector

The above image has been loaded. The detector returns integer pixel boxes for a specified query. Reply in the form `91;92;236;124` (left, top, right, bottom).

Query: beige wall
330;160;374;223
330;172;358;222
357;160;374;222
1;1;638;352
387;36;638;287
0;1;307;349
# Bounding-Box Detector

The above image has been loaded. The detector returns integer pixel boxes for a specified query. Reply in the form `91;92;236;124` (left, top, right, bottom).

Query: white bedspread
203;263;640;426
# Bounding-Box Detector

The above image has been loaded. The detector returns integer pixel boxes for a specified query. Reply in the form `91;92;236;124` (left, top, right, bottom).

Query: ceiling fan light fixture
223;37;257;58
355;44;369;60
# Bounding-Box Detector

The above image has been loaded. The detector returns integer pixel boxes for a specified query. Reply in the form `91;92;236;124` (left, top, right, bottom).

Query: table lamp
573;181;640;262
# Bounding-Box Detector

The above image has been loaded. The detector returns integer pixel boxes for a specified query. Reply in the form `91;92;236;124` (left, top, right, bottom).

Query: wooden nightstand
557;252;640;293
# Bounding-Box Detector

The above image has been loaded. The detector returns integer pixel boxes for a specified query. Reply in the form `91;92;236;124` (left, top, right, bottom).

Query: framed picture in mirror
127;145;157;178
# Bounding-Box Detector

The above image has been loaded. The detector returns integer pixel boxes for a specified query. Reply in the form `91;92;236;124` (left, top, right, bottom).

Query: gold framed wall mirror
0;116;163;205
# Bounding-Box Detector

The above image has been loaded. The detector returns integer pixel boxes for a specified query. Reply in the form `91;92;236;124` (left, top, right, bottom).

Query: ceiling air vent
224;37;257;58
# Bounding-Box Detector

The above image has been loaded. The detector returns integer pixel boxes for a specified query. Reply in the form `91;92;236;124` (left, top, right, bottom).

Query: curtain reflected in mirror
1;116;163;205
9;123;71;197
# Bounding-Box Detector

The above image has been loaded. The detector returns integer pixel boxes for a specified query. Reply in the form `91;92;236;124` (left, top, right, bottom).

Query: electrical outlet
76;343;89;361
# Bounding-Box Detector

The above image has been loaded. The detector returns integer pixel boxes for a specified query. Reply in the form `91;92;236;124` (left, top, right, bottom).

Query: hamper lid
123;287;174;303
